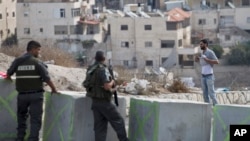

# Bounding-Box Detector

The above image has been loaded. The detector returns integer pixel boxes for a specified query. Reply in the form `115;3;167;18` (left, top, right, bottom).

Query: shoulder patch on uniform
17;65;35;71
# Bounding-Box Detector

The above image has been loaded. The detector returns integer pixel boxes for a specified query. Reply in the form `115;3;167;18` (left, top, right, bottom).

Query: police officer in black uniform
84;51;129;141
6;40;59;141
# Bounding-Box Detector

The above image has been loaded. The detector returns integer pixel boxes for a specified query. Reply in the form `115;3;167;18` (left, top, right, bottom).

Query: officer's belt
19;89;44;95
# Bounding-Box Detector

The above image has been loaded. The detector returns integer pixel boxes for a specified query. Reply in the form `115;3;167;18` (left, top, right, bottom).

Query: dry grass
0;45;24;57
0;46;78;67
168;78;189;93
113;66;135;82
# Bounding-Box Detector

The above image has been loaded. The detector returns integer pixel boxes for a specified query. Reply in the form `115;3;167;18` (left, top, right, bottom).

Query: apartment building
0;0;16;46
107;7;198;69
16;0;104;49
190;0;250;46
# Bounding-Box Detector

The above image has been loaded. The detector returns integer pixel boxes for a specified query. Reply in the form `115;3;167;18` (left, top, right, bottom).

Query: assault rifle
108;65;119;106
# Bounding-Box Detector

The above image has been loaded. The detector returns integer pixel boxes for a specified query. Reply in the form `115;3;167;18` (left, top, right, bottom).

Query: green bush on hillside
226;41;250;65
210;45;224;59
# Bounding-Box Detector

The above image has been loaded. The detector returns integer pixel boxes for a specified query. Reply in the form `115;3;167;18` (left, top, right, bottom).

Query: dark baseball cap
95;51;105;61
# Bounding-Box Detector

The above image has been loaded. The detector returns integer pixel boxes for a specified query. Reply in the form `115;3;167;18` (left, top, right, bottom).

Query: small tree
81;40;97;65
81;40;97;49
1;34;18;46
226;41;250;65
210;45;224;59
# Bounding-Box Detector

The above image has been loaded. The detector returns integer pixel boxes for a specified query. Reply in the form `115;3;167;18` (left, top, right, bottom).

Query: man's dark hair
200;39;208;46
27;40;41;51
95;51;105;62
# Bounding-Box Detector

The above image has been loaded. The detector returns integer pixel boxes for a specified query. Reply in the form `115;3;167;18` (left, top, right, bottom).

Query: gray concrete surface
43;91;126;141
212;104;250;141
0;79;18;141
129;98;212;141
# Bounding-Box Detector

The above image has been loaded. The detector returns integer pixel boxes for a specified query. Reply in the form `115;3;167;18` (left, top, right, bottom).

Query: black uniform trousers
91;99;129;141
17;92;43;141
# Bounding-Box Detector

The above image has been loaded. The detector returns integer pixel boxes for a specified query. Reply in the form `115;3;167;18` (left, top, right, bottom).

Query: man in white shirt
195;39;219;105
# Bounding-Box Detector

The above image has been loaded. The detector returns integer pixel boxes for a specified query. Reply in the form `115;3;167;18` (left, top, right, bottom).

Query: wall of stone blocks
0;79;19;141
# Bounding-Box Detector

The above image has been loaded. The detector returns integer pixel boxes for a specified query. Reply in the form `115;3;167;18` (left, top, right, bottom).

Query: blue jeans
201;74;218;105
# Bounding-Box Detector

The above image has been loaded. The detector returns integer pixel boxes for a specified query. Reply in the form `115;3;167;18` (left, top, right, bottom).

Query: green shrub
210;45;224;59
226;41;250;65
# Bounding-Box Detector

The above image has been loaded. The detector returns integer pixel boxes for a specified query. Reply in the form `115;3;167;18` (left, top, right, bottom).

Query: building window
161;40;175;48
40;28;43;33
182;18;190;28
144;25;152;30
225;35;231;41
178;39;182;47
54;25;68;35
24;11;29;17
0;14;2;19
60;9;66;18
242;0;250;6
87;25;97;34
6;12;9;17
71;8;80;17
145;41;152;47
0;30;3;37
123;60;129;66
166;22;177;30
24;28;30;34
145;60;153;66
198;19;206;25
161;57;168;64
70;25;83;34
12;12;15;17
247;17;250;23
183;34;186;39
121;41;129;48
0;0;2;3
121;25;128;30
7;29;10;34
214;18;217;24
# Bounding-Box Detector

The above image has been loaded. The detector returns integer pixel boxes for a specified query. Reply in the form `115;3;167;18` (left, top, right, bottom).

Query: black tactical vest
85;63;113;100
15;57;43;92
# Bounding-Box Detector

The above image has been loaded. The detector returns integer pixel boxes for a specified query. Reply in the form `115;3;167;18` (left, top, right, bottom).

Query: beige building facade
16;0;104;48
107;8;198;69
190;0;250;46
0;0;16;46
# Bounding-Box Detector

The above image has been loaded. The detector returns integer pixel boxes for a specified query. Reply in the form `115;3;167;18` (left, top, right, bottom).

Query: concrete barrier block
43;91;126;141
212;104;250;141
0;79;18;141
129;98;212;141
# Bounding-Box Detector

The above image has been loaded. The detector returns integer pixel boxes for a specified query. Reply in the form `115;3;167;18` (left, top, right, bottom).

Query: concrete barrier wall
129;98;212;141
212;104;250;141
0;79;18;141
43;91;127;141
155;91;250;105
2;79;250;141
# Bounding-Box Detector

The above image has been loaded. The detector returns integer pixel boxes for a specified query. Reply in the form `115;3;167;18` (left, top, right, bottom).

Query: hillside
0;53;86;91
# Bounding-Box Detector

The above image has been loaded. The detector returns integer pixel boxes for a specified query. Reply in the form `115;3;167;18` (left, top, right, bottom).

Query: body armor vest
16;57;43;92
85;63;112;100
